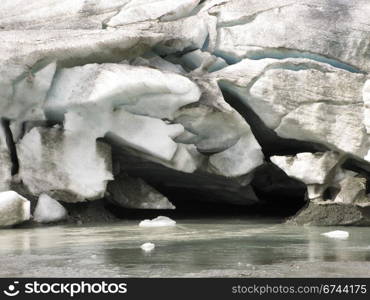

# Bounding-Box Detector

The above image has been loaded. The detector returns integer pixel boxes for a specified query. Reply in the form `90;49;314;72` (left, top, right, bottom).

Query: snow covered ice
0;191;30;227
33;194;68;223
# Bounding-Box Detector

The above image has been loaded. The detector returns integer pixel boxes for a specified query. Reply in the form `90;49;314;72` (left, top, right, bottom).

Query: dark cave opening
103;136;308;221
101;85;326;221
105;179;307;221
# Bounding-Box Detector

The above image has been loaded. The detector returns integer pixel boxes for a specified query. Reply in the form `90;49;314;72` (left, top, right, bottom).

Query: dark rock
289;201;370;226
63;199;119;225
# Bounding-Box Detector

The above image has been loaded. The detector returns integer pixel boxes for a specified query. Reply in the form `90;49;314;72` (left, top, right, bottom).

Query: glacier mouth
1;0;370;227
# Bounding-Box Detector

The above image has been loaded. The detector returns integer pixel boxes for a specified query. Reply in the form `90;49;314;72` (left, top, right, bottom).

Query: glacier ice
211;0;370;71
0;191;30;227
33;194;68;223
174;105;245;153
106;109;184;162
333;176;367;205
174;49;228;72
141;242;155;252
271;152;341;185
7;62;56;141
107;0;201;27
0;0;130;30
363;80;370;135
132;56;186;74
45;63;200;121
215;58;369;160
209;133;263;177
108;173;175;210
0;3;266;216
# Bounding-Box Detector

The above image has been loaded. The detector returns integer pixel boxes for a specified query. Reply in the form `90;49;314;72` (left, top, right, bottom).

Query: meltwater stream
1;218;370;277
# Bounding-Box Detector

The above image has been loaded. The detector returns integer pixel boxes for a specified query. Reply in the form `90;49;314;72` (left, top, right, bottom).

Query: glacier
1;0;370;227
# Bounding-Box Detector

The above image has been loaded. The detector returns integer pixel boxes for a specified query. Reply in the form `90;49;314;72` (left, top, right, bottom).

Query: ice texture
0;191;30;227
33;194;68;223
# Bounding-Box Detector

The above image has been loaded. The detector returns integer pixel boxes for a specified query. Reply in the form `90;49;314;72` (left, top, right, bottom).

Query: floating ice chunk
0;191;30;227
179;49;228;72
141;242;155;252
321;230;349;239
139;216;176;227
33;194;68;223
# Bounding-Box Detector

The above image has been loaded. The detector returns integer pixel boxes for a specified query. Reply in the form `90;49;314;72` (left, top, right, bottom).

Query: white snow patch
141;242;155;252
17;127;113;202
139;216;176;227
321;230;349;240
33;194;68;223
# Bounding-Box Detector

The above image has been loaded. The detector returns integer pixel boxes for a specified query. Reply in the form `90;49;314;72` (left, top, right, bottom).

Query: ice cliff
1;0;370;227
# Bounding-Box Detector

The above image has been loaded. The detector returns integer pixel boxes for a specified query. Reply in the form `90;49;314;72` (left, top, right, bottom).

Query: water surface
1;218;370;277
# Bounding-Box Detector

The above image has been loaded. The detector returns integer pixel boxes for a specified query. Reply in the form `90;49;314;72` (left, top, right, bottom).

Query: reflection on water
0;218;370;277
